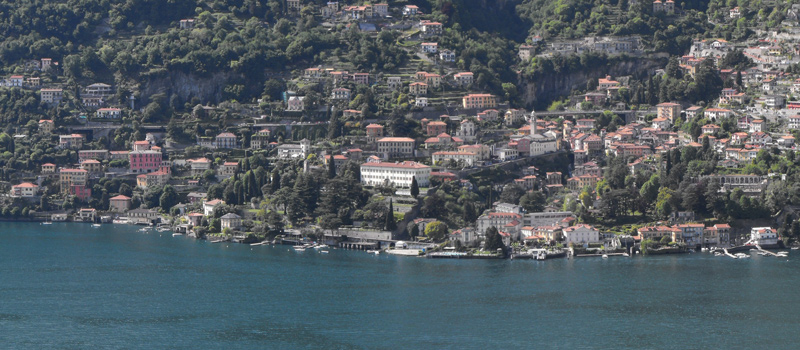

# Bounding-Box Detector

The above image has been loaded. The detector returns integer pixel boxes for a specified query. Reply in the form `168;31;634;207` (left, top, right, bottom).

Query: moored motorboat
91;223;101;228
602;254;608;259
41;221;52;225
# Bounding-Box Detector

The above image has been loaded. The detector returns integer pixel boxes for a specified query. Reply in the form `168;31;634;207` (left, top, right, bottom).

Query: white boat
313;244;326;249
91;224;101;228
792;247;799;250
602;254;608;259
138;228;149;232
367;250;380;255
172;233;183;237
293;246;306;252
320;250;329;254
41;221;52;225
250;241;268;246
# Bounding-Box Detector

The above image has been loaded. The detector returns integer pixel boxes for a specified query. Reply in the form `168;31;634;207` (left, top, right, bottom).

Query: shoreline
8;221;792;261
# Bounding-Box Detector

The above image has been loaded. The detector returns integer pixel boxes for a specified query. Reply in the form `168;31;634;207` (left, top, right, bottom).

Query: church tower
530;110;537;135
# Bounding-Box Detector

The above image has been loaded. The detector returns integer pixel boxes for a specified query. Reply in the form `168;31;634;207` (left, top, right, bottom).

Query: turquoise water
2;222;800;349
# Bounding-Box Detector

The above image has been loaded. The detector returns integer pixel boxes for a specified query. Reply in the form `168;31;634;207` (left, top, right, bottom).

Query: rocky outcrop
520;54;668;109
141;70;238;106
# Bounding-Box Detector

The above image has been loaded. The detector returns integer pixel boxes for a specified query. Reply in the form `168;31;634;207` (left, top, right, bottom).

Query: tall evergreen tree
384;198;396;231
271;169;281;193
328;151;336;179
410;176;419;197
484;226;505;251
247;170;259;197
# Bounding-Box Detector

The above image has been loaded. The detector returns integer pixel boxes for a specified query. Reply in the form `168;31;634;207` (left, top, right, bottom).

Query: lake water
2;222;800;349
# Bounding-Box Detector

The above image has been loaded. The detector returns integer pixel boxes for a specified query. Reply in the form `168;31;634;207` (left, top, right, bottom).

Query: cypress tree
410;176;419;197
328;151;336;179
248;170;259;197
385;199;396;231
271;169;281;193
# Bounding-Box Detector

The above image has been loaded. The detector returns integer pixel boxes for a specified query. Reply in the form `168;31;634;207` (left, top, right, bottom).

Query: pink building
128;150;163;174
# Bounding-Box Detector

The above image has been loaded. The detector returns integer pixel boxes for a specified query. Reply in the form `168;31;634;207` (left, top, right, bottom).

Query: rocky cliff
141;70;238;106
520;54;668;110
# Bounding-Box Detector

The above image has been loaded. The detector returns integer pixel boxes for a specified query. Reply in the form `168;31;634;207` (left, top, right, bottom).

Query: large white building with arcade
360;161;431;188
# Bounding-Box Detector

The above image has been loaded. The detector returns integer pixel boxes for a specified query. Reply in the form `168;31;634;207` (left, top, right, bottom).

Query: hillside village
2;1;800;255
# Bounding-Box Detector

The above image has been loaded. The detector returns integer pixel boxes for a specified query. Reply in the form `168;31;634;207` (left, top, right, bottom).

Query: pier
722;248;738;259
755;245;778;257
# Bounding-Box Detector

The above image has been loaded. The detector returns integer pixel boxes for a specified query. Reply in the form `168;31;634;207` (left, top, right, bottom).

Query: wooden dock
756;245;779;257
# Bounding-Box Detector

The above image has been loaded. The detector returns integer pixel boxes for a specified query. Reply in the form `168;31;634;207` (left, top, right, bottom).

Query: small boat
172;233;183;237
91;224;101;228
139;227;149;232
293;246;306;252
602;254;608;259
792;247;799;250
367;250;380;255
41;221;52;225
622;252;630;257
320;250;329;254
250;241;268;246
